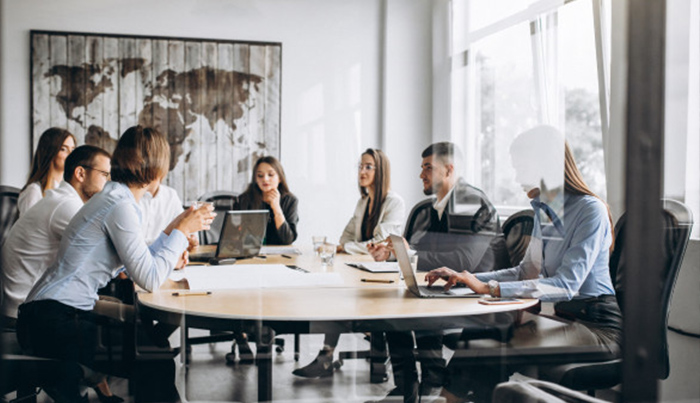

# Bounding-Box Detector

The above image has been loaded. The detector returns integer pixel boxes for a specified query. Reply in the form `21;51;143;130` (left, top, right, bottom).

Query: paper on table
346;262;399;273
260;246;302;255
175;264;343;291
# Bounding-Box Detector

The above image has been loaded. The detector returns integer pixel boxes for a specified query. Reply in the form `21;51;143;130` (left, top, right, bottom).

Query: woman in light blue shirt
17;126;214;403
425;126;622;403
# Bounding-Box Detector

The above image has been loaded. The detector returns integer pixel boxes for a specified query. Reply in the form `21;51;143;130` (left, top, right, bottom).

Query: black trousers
17;299;179;403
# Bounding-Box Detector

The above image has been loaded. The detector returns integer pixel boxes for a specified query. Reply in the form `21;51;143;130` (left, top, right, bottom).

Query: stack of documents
170;264;343;291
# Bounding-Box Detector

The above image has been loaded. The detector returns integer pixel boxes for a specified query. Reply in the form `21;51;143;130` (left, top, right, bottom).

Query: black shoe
94;387;125;403
236;339;256;364
292;350;334;378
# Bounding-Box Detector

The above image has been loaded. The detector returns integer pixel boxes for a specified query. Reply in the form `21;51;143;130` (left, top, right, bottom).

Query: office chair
501;209;535;267
197;190;237;245
540;198;693;395
0;186;20;248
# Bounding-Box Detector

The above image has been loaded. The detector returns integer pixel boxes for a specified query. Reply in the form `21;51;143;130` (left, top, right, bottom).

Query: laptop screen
216;210;269;259
389;234;422;295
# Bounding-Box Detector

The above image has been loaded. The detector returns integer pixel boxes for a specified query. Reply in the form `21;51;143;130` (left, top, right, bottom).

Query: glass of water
312;235;327;256
319;242;336;266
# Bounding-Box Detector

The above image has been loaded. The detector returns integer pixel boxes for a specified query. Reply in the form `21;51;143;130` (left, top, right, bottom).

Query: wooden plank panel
167;40;185;196
102;37;119;141
248;45;266;166
31;34;50;149
84;36;104;142
135;38;152;131
119;38;137;134
217;43;234;192
264;45;282;159
67;35;86;144
231;44;250;194
149;39;169;135
184;41;202;201
202;42;218;194
49;35;68;130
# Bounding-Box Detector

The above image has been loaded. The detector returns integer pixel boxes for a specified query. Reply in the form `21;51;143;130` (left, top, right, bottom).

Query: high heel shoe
93;387;124;403
292;349;336;378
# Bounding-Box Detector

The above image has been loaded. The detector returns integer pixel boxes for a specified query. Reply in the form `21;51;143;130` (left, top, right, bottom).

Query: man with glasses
1;145;111;326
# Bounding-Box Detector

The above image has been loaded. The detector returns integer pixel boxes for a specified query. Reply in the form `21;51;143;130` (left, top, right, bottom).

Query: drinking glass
319;242;336;266
312;235;327;256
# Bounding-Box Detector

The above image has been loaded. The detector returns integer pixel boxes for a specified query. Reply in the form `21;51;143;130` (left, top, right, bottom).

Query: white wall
0;0;433;244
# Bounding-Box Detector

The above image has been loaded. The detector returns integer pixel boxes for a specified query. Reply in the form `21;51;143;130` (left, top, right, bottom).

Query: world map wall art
31;30;282;201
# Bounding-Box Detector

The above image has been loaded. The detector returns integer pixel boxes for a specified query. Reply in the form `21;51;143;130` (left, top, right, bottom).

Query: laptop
389;234;481;298
190;210;269;263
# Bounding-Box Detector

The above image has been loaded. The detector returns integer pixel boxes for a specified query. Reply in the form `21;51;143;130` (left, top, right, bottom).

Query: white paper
176;264;343;291
348;262;399;273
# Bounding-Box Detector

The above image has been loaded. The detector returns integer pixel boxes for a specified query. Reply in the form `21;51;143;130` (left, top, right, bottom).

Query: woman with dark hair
17;125;214;402
235;155;299;245
338;148;405;254
424;126;622;403
229;156;299;363
293;149;405;378
18;127;76;215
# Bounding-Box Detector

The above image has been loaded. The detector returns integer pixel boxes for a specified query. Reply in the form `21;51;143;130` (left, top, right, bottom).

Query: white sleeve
343;194;406;255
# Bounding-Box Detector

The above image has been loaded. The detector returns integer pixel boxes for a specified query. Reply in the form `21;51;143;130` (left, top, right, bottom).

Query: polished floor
26;330;429;403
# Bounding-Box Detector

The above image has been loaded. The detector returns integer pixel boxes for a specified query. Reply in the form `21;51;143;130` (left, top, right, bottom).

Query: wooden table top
137;245;537;322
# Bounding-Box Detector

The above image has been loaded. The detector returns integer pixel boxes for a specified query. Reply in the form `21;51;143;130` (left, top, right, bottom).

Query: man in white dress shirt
0;145;111;326
139;183;185;244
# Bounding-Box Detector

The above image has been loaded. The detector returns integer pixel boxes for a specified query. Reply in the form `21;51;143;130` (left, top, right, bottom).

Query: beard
423;178;442;196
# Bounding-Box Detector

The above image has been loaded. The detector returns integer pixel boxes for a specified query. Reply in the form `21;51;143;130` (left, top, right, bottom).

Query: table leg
256;325;275;402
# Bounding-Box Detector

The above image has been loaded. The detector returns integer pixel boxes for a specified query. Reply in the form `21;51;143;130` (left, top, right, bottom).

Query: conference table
136;245;540;401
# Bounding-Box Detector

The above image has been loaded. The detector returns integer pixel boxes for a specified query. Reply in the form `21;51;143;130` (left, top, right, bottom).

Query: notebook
345;262;399;273
389;234;480;298
190;210;269;263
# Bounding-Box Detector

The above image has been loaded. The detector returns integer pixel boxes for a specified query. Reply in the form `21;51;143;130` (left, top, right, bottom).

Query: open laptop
190;210;269;263
389;234;481;298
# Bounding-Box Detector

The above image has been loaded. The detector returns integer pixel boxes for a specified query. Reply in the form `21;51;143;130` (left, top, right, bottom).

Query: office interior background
0;0;699;402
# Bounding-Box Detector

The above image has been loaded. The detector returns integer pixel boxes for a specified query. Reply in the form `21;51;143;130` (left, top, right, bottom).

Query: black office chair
197;190;237;245
501;209;535;267
0;186;20;248
540;198;693;395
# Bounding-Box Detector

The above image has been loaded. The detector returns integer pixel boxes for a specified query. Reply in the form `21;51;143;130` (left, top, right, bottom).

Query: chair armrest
93;298;135;322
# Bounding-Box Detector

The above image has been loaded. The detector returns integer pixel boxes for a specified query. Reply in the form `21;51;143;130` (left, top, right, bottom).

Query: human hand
337;244;345;253
168;204;216;237
367;241;391;261
425;267;464;290
186;233;199;252
262;188;281;211
175;250;189;270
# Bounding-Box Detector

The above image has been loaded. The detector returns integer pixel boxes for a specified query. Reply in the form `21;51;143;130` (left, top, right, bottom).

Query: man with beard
367;142;508;403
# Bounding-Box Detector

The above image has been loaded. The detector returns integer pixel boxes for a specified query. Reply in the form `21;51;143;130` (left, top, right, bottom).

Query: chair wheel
294;352;300;362
225;352;236;364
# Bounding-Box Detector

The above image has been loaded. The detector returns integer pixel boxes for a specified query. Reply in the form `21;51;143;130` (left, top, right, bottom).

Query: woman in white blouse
338;148;405;254
18;128;76;215
293;148;405;378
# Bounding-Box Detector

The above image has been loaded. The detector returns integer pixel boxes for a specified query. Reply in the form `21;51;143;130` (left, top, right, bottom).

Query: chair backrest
608;198;693;380
501;209;535;267
0;186;20;250
198;190;238;245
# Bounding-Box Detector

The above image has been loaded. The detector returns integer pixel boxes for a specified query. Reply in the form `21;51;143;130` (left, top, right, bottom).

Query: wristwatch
488;280;499;297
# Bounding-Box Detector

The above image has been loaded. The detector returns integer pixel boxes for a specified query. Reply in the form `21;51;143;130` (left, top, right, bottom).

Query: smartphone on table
478;297;524;305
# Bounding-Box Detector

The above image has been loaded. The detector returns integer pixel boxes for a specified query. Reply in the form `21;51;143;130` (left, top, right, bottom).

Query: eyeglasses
358;164;376;172
81;165;111;180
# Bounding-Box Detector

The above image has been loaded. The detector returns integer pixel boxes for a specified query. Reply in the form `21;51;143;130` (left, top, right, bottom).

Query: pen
281;254;293;259
171;291;212;297
361;278;394;284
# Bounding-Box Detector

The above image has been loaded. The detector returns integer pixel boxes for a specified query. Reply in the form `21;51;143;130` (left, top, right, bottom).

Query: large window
452;0;609;212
